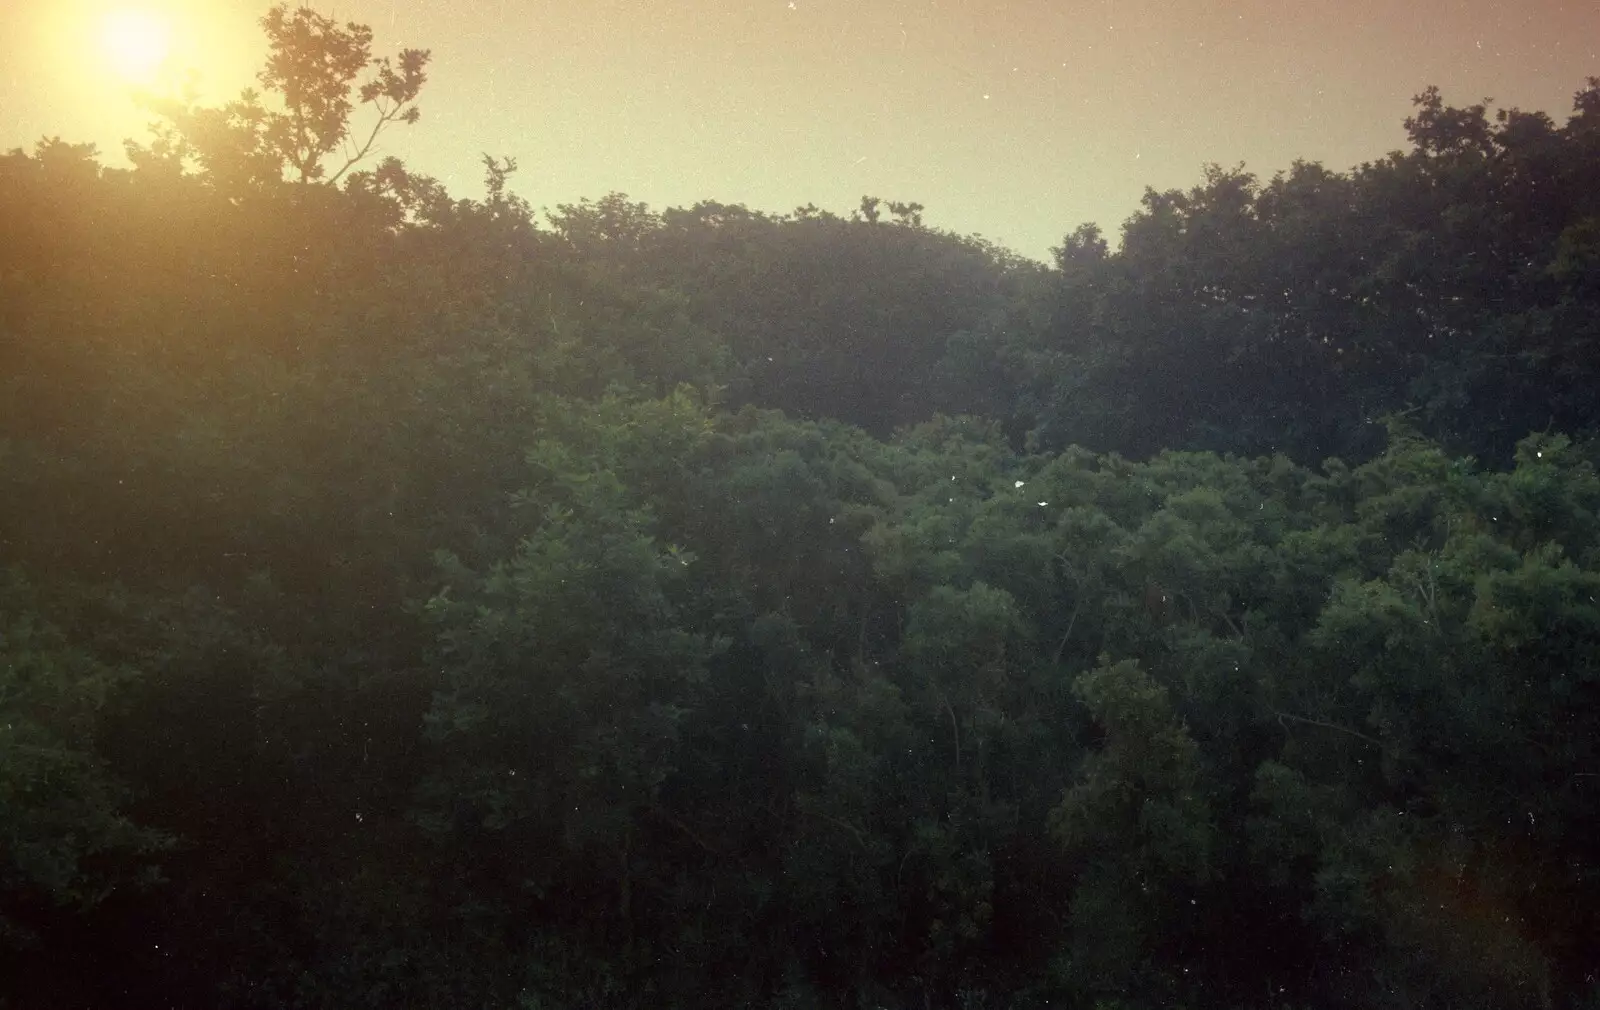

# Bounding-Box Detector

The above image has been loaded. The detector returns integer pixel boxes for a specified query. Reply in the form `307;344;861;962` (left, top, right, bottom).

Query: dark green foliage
0;573;169;946
5;8;1600;1007
1001;80;1600;465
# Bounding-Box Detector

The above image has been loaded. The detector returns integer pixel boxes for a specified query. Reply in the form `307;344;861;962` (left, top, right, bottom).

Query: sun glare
99;9;172;85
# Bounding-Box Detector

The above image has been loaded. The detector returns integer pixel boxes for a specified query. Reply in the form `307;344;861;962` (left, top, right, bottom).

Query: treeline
4;5;1600;1007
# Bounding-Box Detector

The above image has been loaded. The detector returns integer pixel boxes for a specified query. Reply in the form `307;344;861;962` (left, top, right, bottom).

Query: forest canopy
3;5;1600;1008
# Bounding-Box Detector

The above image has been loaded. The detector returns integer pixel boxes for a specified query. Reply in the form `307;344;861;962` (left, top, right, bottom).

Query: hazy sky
4;0;1597;261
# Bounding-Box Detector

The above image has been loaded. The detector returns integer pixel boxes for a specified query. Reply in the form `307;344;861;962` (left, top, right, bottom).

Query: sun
99;9;173;85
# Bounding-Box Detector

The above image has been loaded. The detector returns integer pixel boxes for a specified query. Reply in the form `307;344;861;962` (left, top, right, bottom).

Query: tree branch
1274;709;1384;748
1052;598;1082;665
328;97;408;186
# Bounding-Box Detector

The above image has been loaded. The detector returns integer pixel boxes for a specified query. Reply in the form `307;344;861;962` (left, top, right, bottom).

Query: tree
1050;658;1214;995
128;3;430;189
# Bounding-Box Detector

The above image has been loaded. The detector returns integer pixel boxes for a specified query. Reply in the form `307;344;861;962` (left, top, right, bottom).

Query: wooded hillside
4;6;1600;1008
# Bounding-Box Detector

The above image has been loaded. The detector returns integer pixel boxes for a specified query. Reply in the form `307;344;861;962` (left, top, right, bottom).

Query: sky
3;0;1597;262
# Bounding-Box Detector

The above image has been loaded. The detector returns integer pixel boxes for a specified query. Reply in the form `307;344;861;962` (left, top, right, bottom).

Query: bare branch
1273;709;1384;748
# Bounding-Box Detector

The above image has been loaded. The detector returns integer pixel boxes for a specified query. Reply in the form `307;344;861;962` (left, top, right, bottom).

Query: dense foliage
4;6;1600;1007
